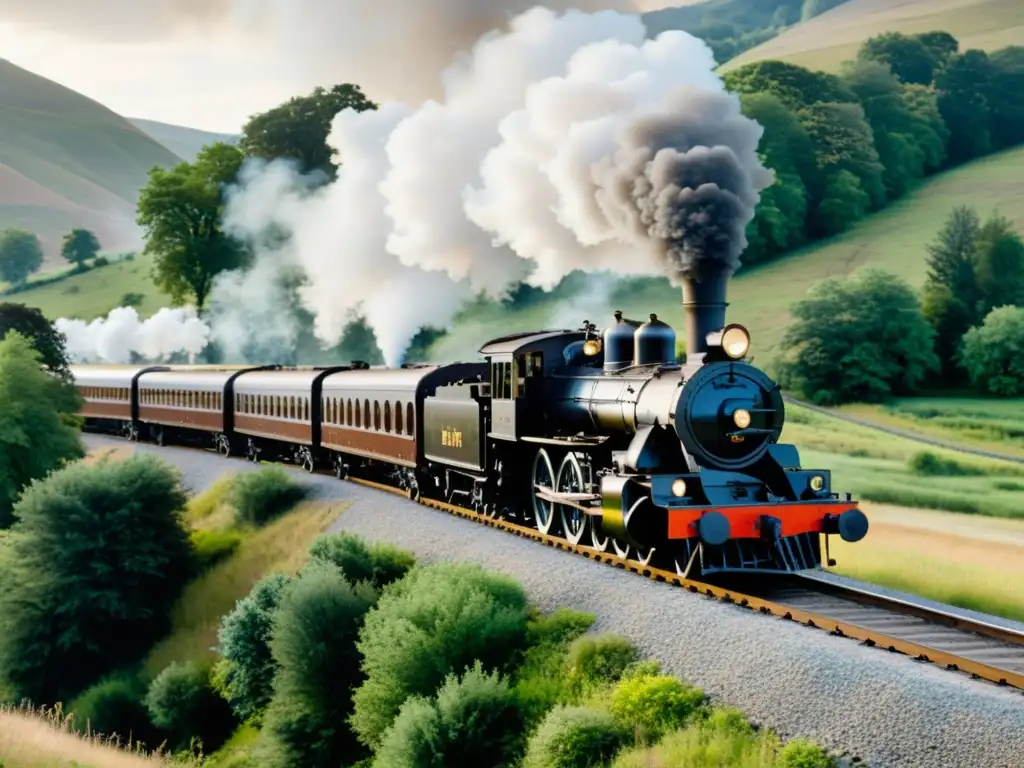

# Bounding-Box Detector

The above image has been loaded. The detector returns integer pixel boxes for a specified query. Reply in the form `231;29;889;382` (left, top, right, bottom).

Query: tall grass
0;704;197;767
144;500;347;677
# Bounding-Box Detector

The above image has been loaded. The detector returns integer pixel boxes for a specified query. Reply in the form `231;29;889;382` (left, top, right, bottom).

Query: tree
841;59;934;199
145;661;235;752
215;572;292;722
240;84;378;179
936;50;994;164
859;32;937;85
744;171;808;265
0;331;83;529
958;306;1024;396
987;47;1024;150
775;269;940;404
259;561;376;767
723;61;858;111
60;229;101;270
915;31;959;70
136;142;249;312
900;83;949;171
921;205;983;375
373;663;525;768
0;229;44;287
351;562;529;749
0;303;74;382
974;213;1024;314
0;453;192;704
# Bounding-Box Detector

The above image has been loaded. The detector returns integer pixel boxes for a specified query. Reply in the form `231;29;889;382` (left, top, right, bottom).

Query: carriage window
395;401;403;434
355;399;362;428
304;398;310;421
364;399;370;429
384;402;392;433
406;402;415;436
374;401;381;431
331;398;337;424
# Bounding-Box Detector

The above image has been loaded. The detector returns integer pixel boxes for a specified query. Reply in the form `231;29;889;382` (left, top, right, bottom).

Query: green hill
129;118;239;163
428;144;1024;368
0;59;183;264
723;0;1024;72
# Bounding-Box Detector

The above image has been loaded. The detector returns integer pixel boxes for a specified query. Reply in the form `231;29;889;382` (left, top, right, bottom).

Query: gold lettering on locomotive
441;427;463;448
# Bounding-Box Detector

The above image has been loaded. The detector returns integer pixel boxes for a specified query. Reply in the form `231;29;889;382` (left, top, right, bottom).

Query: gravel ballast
85;435;1024;768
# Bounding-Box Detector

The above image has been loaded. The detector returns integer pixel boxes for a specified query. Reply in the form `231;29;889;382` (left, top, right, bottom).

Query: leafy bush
92;255;110;267
351;562;529;748
145;661;235;752
778;738;836;768
907;451;985;477
609;674;706;743
230;467;309;526
523;706;628;768
513;609;596;727
0;330;83;527
120;291;146;308
69;670;158;746
190;528;242;573
260;561;376;766
308;532;415;589
959;306;1024;396
374;662;525;768
216;572;292;722
0;453;192;705
566;634;638;691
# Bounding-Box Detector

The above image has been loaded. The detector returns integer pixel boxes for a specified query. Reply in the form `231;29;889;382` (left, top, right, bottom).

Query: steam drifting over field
57;7;773;366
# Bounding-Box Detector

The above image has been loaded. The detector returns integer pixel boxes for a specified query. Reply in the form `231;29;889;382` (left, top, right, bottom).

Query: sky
0;0;682;134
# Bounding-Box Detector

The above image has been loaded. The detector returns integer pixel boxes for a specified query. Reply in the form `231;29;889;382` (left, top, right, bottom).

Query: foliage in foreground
0;330;83;527
229;467;309;527
959;306;1024;396
0;453;191;705
351;562;530;748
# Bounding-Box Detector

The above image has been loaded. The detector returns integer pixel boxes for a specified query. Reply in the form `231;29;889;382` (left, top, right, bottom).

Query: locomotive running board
520;435;610;446
534;484;602;514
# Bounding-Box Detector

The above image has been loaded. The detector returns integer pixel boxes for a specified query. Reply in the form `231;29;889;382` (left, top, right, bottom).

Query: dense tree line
643;0;848;64
777;205;1024;403
727;32;1024;268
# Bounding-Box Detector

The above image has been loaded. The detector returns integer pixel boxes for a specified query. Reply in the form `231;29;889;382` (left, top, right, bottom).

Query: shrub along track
96;431;1024;695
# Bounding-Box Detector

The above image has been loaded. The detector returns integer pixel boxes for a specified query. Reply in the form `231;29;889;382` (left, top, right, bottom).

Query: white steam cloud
56;307;210;363
58;7;773;367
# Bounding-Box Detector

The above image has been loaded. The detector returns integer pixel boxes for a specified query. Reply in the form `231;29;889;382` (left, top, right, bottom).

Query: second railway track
102;434;1024;695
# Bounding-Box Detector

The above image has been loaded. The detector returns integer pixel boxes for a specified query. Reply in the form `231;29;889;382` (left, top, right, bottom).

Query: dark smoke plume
595;86;773;282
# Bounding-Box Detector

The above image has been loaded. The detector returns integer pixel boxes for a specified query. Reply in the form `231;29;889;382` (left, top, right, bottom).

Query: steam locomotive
71;260;867;578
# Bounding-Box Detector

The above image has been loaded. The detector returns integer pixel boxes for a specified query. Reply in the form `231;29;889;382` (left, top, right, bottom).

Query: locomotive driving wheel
530;448;557;535
556;453;589;547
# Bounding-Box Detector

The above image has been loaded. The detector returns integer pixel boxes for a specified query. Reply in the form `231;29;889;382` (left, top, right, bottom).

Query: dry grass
723;0;1024;73
144;499;348;678
183;474;237;531
0;705;192;768
828;503;1024;622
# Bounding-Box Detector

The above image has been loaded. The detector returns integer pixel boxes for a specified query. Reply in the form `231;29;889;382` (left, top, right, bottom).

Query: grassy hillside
130;118;240;163
0;59;182;263
9;251;171;321
723;0;1024;73
429;144;1024;368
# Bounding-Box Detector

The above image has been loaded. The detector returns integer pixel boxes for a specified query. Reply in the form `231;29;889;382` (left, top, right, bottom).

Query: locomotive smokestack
681;261;732;360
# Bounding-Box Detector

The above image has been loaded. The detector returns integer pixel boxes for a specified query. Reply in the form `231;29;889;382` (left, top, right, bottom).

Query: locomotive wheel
612;539;656;567
589;520;611;553
556;453;588;547
530;448;557;535
334;455;349;480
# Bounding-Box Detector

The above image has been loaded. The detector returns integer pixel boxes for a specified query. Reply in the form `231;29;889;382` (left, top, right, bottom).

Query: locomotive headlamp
721;325;750;359
733;408;751;429
583;339;602;356
671;478;687;497
810;475;825;491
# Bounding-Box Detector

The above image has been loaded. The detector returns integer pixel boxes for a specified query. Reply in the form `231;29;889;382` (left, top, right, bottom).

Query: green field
6;252;171;321
430;144;1024;368
784;403;1024;518
838;397;1024;459
723;0;1024;73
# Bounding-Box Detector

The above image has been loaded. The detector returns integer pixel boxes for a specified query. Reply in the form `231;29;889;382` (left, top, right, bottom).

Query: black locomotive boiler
71;260;867;578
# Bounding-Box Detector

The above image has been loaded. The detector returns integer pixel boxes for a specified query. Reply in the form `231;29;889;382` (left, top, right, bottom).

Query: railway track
96;434;1024;693
344;477;1024;693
